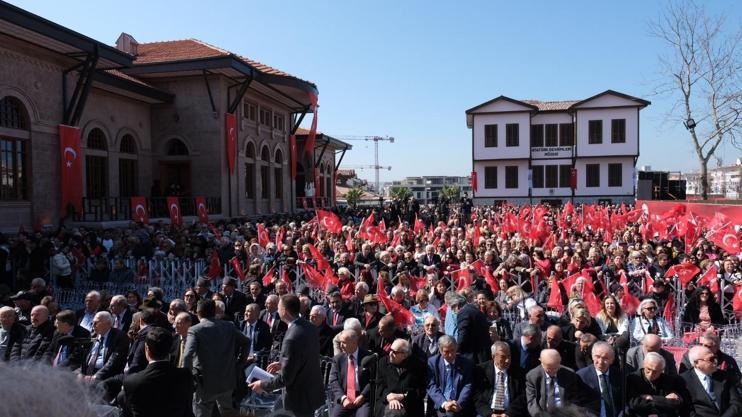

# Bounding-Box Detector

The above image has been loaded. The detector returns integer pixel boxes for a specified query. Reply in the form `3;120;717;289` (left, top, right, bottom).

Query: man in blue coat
426;335;473;417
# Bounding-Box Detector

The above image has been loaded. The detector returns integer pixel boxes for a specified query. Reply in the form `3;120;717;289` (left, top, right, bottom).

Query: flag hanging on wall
130;196;149;224
225;113;237;175
59;125;83;215
195;196;208;224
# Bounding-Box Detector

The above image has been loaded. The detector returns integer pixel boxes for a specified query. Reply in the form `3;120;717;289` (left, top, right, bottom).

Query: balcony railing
296;196;329;210
73;196;222;222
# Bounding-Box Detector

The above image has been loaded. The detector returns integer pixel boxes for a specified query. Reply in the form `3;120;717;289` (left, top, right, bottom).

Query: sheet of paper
246;365;273;383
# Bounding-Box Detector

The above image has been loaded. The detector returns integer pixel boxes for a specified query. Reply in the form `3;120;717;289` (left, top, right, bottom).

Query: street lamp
683;117;697;130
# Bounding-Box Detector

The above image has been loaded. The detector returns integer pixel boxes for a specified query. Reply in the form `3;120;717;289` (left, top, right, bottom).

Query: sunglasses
645;306;657;311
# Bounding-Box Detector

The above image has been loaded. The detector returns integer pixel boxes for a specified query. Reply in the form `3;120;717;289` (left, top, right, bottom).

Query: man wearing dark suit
474;341;527;417
509;324;542;374
183;299;250;417
543;325;577;371
626;334;677;376
80;311;130;381
11;304;54;361
574;333;598;371
250;294;325;417
220;277;249;320
680;345;741;417
360;295;383;331
426;335;474;417
170;312;191;368
261;294;288;346
576;341;624;417
329;329;372;417
511;306;550;342
47;309;90;369
367;315;408;357
678;333;740;384
412;315;444;359
418;246;442;274
525;349;589;417
376;338;427;417
123;327;193;417
309;305;339;358
245;280;267;311
449;293;490;364
76;290;102;333
626;351;686;417
194;277;214;303
0;306;26;362
327;291;352;329
125;309;159;375
109;295;133;333
240;303;272;359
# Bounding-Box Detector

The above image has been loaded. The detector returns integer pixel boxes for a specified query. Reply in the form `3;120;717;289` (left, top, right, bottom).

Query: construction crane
336;135;394;193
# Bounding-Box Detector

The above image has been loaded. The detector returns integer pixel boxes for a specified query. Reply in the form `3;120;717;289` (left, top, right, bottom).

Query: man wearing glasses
680;345;741;417
678;333;741;384
631;299;672;343
376;339;427;417
413;316;444;358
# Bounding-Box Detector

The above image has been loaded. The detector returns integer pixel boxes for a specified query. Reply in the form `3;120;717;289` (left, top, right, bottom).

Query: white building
465;90;650;205
386;176;472;203
682;159;742;199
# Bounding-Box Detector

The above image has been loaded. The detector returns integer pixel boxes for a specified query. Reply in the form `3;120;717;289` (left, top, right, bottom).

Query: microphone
361;352;379;370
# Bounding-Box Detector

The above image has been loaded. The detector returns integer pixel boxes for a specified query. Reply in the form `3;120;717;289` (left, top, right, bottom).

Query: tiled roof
104;69;152;87
295;127;323;136
521;100;579;111
134;39;312;84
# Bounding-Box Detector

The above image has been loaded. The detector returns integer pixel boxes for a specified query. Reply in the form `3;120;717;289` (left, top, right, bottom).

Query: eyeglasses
645;306;657;311
424;323;438;327
390;349;407;355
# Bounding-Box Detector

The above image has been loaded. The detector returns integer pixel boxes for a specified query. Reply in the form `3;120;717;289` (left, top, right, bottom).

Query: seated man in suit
261;294;288;349
543;325;576;371
626;334;677;376
76;291;102;333
525;349;588;417
678;333;740;383
11;305;54;362
475;341;527;417
680;345;741;417
221;277;249;320
48;309;90;369
328;291;352;329
309;305;339;358
367;315;407;357
576;341;624;417
239;303;272;361
376;338;427;417
512;306;550;342
412;315;444;358
122;327;193;417
80;311;130;382
626;352;686;417
329;329;373;417
108;295;133;333
510;324;542;374
426;335;474;417
574;333;598;371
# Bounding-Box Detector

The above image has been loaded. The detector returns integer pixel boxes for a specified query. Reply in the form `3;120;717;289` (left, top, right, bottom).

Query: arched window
260;146;270;199
0;96;30;200
166;139;189;156
119;134;138;197
274;149;283;199
244;142;255;199
85;128;108;198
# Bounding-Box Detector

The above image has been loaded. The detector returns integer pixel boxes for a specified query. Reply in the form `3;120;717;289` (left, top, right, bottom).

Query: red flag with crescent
206;251;222;279
195;196;208;224
231;257;246;282
257;224;270;248
59;125;83;215
317;209;342;234
225;113;237;175
166;197;182;226
281;268;293;292
275;227;285;252
262;266;276;286
666;263;701;287
708;224;740;255
130;196;149;224
547;279;564;313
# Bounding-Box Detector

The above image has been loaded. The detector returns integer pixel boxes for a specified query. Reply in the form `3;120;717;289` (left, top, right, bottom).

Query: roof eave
92;70;174;103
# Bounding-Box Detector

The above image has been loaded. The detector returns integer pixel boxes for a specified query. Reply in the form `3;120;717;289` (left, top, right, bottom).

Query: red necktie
333;312;339;326
268;313;273;328
346;355;357;402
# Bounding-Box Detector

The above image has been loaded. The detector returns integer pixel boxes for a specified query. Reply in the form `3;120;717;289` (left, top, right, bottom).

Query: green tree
388;186;412;201
439;185;461;201
344;188;364;208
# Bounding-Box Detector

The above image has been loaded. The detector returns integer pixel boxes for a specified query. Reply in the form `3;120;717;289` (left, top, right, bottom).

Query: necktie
546;376;556;409
53;345;65;367
333;312;338;326
87;338;101;375
346;355;357;402
599;373;615;417
428;337;437;355
704;375;717;404
113;315;120;329
493;371;506;411
444;364;455;401
178;338;185;368
268;313;273;328
649;319;659;334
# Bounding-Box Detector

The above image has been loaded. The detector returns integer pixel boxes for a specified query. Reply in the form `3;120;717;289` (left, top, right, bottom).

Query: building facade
682;160;742;200
465;90;649;205
0;2;347;231
386;176;472;204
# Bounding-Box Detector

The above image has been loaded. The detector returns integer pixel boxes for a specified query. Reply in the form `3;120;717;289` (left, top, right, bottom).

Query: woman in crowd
682;285;724;330
632;298;673;342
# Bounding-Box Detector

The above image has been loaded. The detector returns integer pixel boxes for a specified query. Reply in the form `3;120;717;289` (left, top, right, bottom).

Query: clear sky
9;0;741;185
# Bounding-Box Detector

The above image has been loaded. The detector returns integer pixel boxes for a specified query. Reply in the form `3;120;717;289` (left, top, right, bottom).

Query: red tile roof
104;69;152;87
521;100;579;111
134;39;312;84
295;127;323;136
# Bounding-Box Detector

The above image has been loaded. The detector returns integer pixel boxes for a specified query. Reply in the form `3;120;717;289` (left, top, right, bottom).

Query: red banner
570;167;577;190
303;92;318;156
195;196;208;224
471;171;478;193
290;135;297;179
130;196;149;224
637;200;742;226
59;125;83;215
167;196;182;226
225;113;237;175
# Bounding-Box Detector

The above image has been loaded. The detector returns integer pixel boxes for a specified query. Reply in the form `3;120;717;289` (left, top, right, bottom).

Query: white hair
94;311;113;324
688;345;712;364
86;290;101;300
343;317;362;333
310;305;327;317
643;352;666;369
214;300;225;315
355;281;369;292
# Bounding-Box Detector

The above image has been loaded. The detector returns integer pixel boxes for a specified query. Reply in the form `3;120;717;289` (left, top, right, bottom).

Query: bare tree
650;1;741;199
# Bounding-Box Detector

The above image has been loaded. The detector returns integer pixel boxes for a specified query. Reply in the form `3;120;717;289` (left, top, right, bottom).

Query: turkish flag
257;224;270;247
166;197;182;226
307;243;331;272
281;268;293;292
471;171;478;193
275;227;285;252
59;125;83;215
484;268;500;294
570;167;577;190
663;293;675;331
317;209;342;234
708;226;740;255
733;283;742;317
376;280;415;327
289;135;297;179
547;279;564;313
453;268;472;292
225;113;237;175
206;251;222;279
262;266;276;286
195;196;208;224
231;257;246;282
301;263;325;289
303;92;318;156
666;263;701;287
130;196;149;224
414;215;425;234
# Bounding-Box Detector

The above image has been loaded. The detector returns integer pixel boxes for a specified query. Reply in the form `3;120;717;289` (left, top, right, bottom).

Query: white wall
471;99;533;113
473;160;529;197
531;112;573;125
573;94;641;109
472;113;531;160
574;157;635;196
575;107;638;157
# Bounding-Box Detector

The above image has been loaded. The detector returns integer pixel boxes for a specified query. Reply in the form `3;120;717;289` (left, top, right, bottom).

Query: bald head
30;305;49;328
545;325;563;348
642;334;662;353
540;349;561;377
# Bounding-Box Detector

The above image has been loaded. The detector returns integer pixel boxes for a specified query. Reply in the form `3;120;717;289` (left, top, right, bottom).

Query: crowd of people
0;199;741;417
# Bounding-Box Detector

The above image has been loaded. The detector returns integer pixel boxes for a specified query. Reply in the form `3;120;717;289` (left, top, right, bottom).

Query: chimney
115;33;139;56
